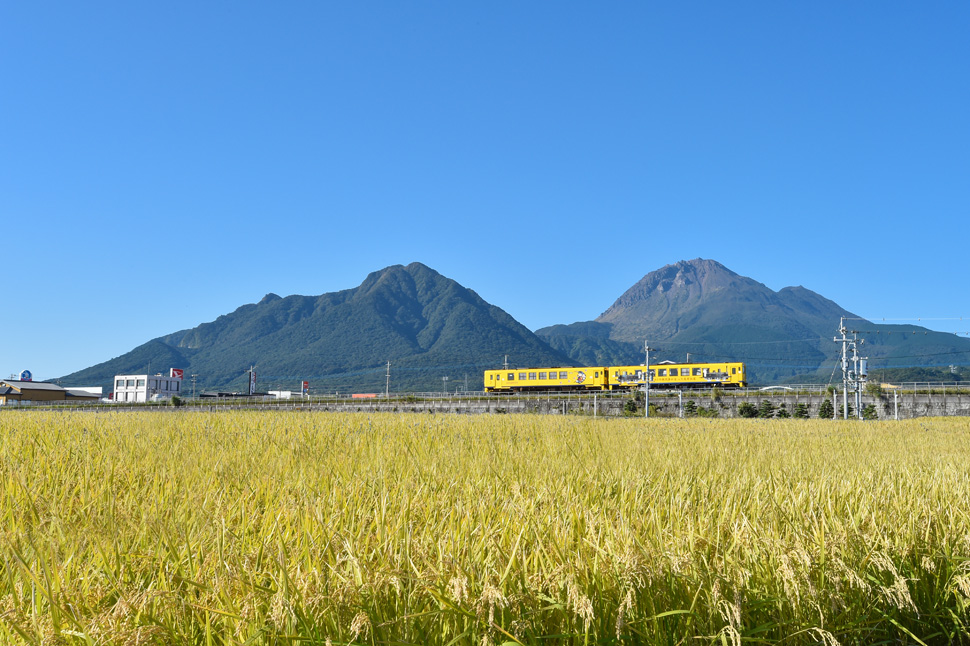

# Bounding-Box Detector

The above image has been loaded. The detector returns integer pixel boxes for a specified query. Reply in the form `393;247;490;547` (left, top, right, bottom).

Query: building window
137;379;146;387
173;382;179;392
116;379;124;388
126;379;134;387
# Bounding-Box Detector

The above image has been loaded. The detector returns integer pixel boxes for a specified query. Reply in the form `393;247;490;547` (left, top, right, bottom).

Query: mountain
537;259;970;383
60;263;572;393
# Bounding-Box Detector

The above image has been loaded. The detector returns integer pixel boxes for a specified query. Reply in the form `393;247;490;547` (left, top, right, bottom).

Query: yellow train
484;361;746;392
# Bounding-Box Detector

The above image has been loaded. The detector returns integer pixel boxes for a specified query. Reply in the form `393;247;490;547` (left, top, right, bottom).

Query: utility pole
442;376;449;393
834;318;867;420
385;361;391;399
191;374;198;398
643;342;659;418
504;355;509;370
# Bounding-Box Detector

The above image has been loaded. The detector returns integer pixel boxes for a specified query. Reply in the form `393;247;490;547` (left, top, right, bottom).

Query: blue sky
2;2;968;381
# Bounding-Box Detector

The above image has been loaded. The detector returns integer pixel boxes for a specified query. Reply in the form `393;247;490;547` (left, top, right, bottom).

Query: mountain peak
599;258;749;320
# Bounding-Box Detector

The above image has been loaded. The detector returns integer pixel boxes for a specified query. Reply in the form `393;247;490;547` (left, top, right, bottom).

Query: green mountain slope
59;263;572;393
537;259;970;384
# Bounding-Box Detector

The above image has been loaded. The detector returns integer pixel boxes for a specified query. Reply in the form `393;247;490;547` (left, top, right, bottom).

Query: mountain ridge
58;259;970;391
60;263;572;392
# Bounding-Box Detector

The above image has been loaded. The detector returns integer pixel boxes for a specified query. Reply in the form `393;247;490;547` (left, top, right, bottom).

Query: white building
114;369;184;403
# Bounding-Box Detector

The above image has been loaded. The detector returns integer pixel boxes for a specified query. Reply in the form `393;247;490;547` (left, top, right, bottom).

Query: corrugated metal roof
0;380;67;392
65;390;100;399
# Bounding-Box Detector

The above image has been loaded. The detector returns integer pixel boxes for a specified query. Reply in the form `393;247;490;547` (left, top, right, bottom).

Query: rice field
1;411;970;645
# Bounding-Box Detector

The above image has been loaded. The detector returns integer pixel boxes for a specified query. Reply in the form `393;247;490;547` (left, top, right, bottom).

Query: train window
648;370;655;378
538;372;547;379
508;373;515;380
732;368;736;374
693;368;702;376
519;373;526;380
658;369;666;376
560;371;568;379
528;372;537;380
594;371;599;378
681;368;690;376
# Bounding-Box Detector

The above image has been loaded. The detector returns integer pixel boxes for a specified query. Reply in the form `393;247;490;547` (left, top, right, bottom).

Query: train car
609;361;746;389
484;367;609;392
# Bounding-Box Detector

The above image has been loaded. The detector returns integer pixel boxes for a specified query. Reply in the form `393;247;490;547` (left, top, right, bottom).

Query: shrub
623;399;639;416
818;398;834;419
737;402;758;418
757;400;776;419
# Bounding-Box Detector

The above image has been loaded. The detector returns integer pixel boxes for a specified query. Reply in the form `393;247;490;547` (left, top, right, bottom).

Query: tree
684;400;698;416
757;400;776;419
737;402;758;418
793;403;809;419
818;398;834;419
776;403;790;418
862;404;878;420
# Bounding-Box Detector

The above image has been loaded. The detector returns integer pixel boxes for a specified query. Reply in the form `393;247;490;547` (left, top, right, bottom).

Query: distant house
113;369;184;402
0;380;100;405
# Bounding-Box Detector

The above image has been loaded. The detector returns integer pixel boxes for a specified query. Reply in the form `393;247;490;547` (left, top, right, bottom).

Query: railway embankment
11;386;970;419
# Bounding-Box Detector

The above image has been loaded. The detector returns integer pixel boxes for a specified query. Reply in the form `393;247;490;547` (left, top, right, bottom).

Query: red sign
302;381;309;394
170;368;184;379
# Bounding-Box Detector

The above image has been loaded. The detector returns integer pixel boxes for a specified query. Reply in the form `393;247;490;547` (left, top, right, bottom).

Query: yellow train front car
484;367;609;392
484;361;746;392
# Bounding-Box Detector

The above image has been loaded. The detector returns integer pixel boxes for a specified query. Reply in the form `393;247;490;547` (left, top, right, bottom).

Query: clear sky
2;2;968;381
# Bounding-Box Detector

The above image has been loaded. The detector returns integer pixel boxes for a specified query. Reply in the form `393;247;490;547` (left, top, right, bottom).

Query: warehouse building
0;380;101;405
